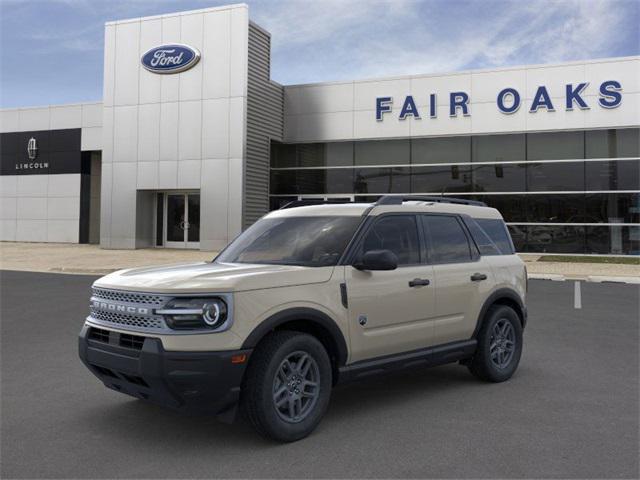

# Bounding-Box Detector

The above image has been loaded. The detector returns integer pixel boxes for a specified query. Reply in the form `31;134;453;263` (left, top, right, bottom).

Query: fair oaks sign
141;44;201;74
376;80;623;121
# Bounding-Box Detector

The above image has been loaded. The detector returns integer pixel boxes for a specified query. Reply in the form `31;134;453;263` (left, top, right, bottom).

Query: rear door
421;214;494;345
345;214;436;363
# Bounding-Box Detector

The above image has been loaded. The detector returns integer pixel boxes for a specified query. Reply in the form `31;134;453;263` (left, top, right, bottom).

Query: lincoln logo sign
141;44;201;74
376;80;623;120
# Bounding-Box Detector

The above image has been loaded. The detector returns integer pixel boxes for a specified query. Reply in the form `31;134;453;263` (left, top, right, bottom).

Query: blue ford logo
141;44;201;74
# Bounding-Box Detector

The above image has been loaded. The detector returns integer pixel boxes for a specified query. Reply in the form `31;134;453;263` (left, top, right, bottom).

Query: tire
241;331;332;442
468;305;523;382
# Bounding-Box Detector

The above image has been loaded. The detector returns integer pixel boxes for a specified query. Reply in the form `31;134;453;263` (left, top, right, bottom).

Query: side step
337;339;477;383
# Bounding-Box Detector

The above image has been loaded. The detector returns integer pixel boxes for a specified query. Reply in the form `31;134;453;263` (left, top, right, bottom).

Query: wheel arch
241;307;349;382
472;288;526;339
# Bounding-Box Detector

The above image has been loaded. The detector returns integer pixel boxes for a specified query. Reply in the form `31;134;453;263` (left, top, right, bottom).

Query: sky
0;0;638;108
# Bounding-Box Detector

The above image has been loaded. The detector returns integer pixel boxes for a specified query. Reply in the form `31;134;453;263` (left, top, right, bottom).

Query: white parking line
574;281;582;309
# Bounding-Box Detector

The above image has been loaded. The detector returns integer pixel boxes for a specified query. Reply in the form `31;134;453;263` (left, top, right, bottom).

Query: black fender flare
241;307;349;367
472;288;527;338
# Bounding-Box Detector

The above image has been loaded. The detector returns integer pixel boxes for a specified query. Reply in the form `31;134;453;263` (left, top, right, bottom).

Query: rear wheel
468;305;523;382
242;331;332;442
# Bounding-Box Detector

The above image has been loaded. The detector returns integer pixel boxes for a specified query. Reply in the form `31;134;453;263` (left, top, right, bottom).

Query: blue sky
1;0;638;108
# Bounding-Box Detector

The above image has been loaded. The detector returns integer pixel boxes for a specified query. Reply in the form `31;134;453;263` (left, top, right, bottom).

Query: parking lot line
574;281;582;309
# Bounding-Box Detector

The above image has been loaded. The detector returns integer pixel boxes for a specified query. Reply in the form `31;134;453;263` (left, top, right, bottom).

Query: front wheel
468;305;523;382
242;331;332;442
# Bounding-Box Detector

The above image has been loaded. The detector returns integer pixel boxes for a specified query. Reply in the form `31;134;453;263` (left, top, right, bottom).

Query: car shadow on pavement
78;362;484;447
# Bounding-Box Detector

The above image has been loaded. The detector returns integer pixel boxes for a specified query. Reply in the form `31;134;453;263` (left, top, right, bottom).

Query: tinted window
585;192;640;224
527;131;584;160
355;139;409;166
527;161;585;191
585;160;640;191
510;225;586;253
360;215;420;265
472;163;526;192
423;215;472;263
412;136;470;164
464;218;500;255
472;134;525;162
411;165;473;193
475;218;515;254
526;194;585;222
354;167;410;194
217;216;361;267
585;128;640;158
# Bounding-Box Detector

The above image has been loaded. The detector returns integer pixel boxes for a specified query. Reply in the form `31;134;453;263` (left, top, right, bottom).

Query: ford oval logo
141;44;201;74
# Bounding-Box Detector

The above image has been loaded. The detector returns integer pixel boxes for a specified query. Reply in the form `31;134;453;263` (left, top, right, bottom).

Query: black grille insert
119;333;145;350
90;364;117;378
120;373;149;387
88;327;110;343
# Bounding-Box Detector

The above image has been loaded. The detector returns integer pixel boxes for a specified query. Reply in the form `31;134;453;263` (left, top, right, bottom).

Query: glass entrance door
164;193;200;249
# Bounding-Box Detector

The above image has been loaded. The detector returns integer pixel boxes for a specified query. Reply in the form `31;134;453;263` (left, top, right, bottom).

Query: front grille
91;287;166;306
90;308;165;330
88;327;110;343
120;333;145;350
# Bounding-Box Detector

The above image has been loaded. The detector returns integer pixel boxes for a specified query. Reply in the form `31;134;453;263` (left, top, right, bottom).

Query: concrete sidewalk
1;242;639;282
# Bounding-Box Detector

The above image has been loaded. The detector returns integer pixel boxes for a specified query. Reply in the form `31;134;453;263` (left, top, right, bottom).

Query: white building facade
1;4;638;254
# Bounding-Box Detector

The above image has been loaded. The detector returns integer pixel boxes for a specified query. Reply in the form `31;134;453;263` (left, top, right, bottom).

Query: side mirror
353;249;398;271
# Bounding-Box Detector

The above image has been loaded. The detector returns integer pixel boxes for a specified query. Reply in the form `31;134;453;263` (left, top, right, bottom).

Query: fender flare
241;307;349;367
472;288;526;338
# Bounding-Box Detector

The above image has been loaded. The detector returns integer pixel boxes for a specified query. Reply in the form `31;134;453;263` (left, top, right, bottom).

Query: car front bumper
78;324;252;418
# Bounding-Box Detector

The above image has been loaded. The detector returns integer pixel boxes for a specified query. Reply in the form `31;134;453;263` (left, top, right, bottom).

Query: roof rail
279;198;354;209
375;195;487;207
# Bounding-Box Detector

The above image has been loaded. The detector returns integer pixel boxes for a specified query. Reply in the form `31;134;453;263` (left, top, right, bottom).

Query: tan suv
79;196;527;442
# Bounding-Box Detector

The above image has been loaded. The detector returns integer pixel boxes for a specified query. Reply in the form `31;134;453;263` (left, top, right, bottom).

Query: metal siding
244;24;284;228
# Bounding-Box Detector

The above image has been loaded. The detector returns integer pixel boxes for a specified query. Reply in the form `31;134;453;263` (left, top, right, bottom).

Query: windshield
216;216;362;267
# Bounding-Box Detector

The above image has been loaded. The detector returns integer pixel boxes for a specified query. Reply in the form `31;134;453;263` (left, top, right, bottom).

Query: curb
528;273;640;284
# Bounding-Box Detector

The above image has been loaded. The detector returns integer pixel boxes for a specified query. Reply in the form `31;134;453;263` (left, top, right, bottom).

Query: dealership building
1;4;638;254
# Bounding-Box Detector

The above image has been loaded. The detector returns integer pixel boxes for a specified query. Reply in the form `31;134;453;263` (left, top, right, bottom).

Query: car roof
266;201;504;220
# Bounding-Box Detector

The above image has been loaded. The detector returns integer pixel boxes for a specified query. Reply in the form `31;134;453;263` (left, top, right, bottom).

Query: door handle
409;278;430;287
470;273;488;282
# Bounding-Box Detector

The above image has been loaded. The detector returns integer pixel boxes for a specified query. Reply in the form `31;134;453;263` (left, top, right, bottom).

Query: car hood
93;262;335;294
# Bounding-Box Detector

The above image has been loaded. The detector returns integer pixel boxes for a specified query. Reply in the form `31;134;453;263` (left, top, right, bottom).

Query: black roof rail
375;195;487;207
279;198;355;209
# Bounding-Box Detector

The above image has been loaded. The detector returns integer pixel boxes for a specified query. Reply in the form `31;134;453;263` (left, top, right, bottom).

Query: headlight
157;297;229;331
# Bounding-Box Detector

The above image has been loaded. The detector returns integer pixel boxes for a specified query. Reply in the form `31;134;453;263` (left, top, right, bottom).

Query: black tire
241;331;332;442
468;305;523;382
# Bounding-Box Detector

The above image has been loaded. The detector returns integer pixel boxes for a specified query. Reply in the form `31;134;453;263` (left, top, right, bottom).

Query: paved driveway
1;271;638;478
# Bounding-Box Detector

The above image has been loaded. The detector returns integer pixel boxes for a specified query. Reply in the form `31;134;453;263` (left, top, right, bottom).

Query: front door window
164;193;200;248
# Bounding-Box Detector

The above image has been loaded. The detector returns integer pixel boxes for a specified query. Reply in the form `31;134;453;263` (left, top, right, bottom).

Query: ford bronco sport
79;195;527;442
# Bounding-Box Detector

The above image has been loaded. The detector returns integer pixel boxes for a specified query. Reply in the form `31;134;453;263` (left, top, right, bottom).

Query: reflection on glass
585;160;640;190
585;193;640;224
188;194;200;242
166;195;185;243
510;225;586;253
472;134;525;163
472;164;526;192
411;165;472;193
354;167;410;194
527;131;584;160
526;194;585;222
412;137;471;164
527;162;585;191
355;140;410;166
585;128;640;158
586;226;640;255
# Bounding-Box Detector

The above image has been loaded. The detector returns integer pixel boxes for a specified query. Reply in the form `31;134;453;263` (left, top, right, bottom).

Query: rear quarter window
474;218;516;255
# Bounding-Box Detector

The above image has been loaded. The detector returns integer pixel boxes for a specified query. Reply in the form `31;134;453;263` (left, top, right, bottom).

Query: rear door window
422;215;473;264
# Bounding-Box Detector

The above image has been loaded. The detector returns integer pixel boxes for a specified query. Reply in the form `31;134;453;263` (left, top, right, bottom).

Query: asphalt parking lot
1;270;638;479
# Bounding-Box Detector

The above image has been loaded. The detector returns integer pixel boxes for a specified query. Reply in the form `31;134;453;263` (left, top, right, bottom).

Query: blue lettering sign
449;92;469;117
376;97;393;121
598;80;622;108
565;83;589;110
497;88;521;114
429;93;437;118
141;44;200;74
530;86;555;112
399;95;420;120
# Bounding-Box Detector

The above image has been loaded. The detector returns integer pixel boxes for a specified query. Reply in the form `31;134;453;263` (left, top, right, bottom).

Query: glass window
354;167;410;194
297;144;326;167
360;215;420;265
527;131;584;160
411;165;473;193
585;128;640;158
355;139;409;166
271;142;296;168
526;194;585;222
585;193;640;224
472;163;526;192
270;170;355;195
472;195;528;222
527;162;585;191
514;225;586;253
472;134;525;163
325;142;354;166
586;226;640;255
217;216;361;267
464;218;501;255
423;215;472;263
411;136;471;164
475;218;515;254
585;160;640;191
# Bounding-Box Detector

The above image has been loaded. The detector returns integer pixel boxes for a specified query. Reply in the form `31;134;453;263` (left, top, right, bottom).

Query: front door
164;193;200;249
345;214;436;363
